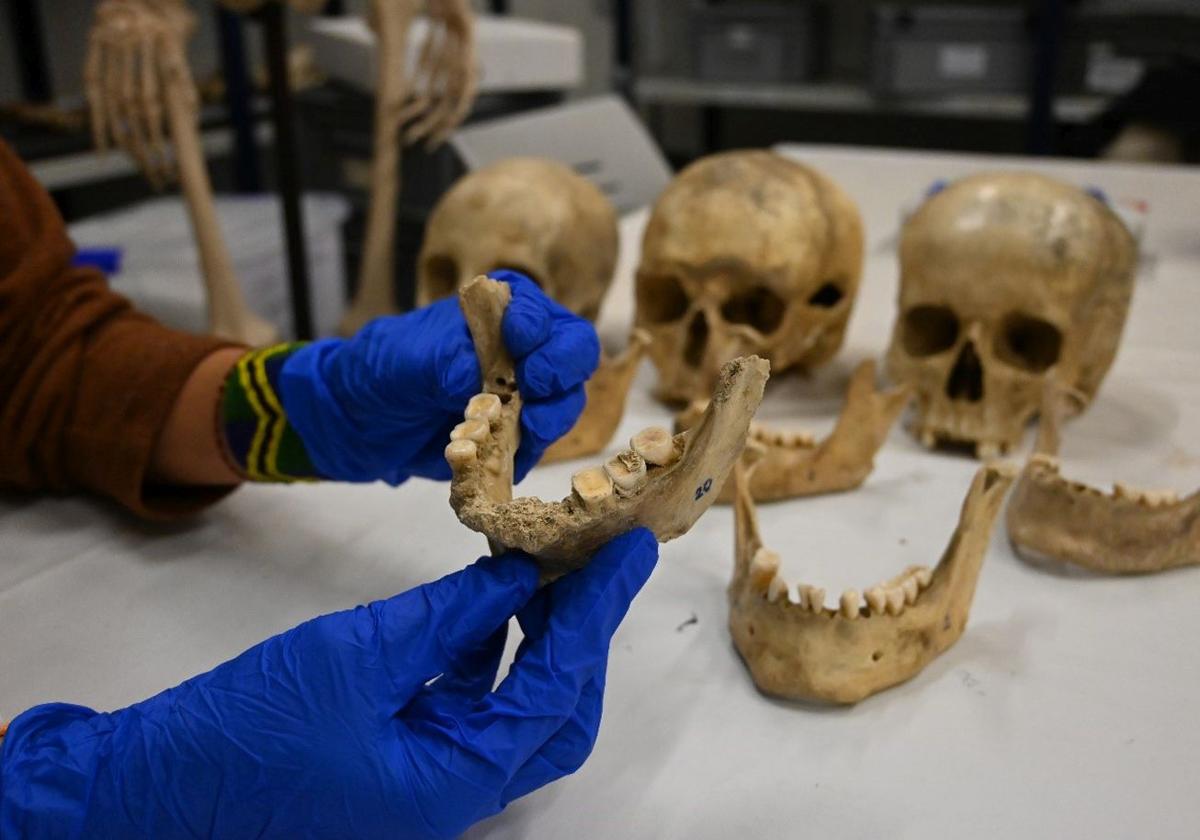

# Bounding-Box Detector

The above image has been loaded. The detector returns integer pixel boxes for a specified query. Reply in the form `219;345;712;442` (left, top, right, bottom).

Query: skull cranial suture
729;445;1016;705
418;157;619;320
886;171;1137;458
636;150;864;404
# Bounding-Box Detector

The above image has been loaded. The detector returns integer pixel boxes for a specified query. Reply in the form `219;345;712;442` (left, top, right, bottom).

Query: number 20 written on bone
694;478;714;501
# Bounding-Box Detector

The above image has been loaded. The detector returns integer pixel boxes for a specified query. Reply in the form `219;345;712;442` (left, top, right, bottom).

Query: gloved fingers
445;529;658;778
514;316;600;401
514;385;587;481
493;270;553;359
372;552;538;702
500;673;606;806
401;622;510;723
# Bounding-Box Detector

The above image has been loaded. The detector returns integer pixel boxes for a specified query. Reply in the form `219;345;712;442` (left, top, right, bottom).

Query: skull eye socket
996;313;1062;373
720;286;785;334
807;281;845;308
422;255;459;301
902;305;960;357
638;274;690;324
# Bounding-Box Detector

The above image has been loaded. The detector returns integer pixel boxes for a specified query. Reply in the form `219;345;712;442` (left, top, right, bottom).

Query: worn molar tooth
450;418;490;443
885;588;906;616
901;577;920;605
631;426;680;467
445;439;478;468
840;589;861;619
572;466;614;509
603;450;648;495
913;566;933;589
865;586;887;615
465;393;502;424
767;574;790;604
749;548;781;593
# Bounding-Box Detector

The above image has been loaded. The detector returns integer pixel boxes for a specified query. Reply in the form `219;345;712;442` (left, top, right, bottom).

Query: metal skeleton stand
255;4;315;340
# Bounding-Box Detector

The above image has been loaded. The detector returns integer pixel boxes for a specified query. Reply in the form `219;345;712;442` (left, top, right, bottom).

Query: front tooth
465;393;502;423
450;418;490;443
885;588;906;615
976;441;1001;460
801;586;825;613
631;427;679;466
749;548;781;593
604;451;648;495
572;466;614;509
767;574;789;604
901;577;919;605
913;567;932;589
865;587;887;615
444;439;478;468
840;590;860;619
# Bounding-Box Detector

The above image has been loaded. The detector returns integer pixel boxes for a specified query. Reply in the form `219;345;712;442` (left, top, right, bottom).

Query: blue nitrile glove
0;529;658;839
280;270;599;483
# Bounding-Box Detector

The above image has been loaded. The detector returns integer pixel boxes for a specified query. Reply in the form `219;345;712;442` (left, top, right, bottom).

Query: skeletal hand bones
1006;383;1200;574
729;446;1016;704
447;276;769;577
676;360;911;503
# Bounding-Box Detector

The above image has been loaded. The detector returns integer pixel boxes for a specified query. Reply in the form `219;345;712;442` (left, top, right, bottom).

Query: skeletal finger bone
1005;381;1199;574
729;454;1016;704
449;347;769;577
541;331;651;464
677;360;910;503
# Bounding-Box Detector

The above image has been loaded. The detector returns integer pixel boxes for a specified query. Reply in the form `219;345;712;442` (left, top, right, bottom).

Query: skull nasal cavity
946;341;984;402
684;312;709;369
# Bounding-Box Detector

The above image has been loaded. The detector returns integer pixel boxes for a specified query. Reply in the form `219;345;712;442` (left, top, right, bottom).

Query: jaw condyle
446;276;770;577
1006;383;1200;574
728;444;1016;704
676;360;911;503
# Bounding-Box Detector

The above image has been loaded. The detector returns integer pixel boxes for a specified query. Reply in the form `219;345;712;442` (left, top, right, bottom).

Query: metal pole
8;0;52;102
258;4;315;339
215;8;261;193
1027;0;1067;156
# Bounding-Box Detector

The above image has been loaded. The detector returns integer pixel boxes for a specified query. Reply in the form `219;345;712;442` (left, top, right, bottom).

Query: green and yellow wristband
219;343;323;483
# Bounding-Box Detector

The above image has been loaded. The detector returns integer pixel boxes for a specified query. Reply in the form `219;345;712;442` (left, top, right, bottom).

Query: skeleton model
729;445;1016;704
636;150;864;405
419;156;645;463
85;0;476;343
445;276;768;579
675;360;910;504
1006;382;1200;574
886;171;1138;459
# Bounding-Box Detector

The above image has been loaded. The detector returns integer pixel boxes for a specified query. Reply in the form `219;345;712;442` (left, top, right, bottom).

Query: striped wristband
219;343;323;483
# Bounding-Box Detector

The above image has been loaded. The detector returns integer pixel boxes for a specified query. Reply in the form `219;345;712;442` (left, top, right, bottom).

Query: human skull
635;150;864;404
885;171;1137;458
418;157;619;320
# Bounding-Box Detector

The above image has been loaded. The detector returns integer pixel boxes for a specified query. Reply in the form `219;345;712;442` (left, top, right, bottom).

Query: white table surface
4;145;1200;839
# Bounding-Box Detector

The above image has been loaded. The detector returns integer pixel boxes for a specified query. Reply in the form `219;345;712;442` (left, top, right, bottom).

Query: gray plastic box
691;3;825;84
872;5;1034;96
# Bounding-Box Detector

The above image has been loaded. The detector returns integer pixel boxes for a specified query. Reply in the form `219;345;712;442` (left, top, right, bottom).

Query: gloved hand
0;529;658;839
280;270;599;483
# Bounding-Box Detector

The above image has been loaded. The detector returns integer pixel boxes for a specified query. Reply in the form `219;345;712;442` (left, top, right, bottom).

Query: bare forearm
150;348;244;486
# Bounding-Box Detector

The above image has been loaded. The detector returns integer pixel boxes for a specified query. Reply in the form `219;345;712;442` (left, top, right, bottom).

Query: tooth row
749;423;817;449
1113;482;1179;507
465;393;502;424
630;426;680;467
862;565;933;616
750;561;935;619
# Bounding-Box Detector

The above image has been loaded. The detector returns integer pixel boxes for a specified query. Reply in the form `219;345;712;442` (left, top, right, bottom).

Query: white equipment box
307;14;583;95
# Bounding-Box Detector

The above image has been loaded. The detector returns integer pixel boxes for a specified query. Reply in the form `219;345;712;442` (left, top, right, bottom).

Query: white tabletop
5;146;1200;839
